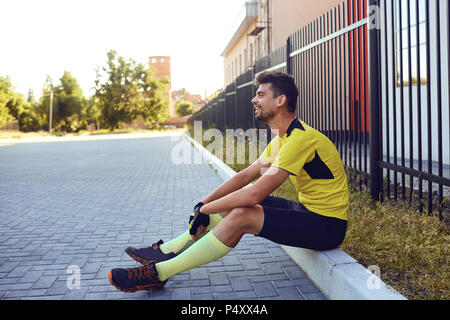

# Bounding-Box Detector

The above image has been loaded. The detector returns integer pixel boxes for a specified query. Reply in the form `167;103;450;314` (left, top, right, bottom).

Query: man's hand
189;202;210;241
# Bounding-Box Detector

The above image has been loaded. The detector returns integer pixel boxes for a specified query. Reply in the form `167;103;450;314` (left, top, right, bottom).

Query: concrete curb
0;131;182;146
183;132;407;300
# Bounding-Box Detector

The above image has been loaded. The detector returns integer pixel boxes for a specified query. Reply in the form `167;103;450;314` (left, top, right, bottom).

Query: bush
175;100;193;117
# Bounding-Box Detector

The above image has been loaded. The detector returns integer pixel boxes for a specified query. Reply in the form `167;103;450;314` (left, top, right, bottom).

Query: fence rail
190;0;449;218
0;120;19;131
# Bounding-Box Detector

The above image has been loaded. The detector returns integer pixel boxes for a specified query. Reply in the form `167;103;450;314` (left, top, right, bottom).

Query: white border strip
290;18;368;58
254;62;287;78
236;81;253;90
261;62;287;73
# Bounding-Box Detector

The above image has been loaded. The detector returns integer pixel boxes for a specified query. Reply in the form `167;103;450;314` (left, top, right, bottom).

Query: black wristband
194;202;204;212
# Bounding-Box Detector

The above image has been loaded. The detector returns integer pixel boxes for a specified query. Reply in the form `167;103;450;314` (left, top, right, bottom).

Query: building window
244;49;247;70
239;54;242;74
257;35;262;59
231;61;234;80
395;0;427;86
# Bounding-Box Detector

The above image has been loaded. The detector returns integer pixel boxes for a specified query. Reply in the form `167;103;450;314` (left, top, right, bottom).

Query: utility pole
49;90;54;134
44;86;62;134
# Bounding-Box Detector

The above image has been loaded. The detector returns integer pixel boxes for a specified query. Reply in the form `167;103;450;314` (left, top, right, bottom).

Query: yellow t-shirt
261;118;349;221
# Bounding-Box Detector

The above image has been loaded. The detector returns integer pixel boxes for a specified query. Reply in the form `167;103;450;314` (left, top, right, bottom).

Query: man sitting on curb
108;71;350;292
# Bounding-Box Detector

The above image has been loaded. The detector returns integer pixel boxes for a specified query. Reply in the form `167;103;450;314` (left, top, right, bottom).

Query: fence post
234;81;238;130
286;37;292;75
251;66;256;129
368;0;383;201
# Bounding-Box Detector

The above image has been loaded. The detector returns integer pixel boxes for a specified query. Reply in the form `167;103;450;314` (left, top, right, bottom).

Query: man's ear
276;95;287;107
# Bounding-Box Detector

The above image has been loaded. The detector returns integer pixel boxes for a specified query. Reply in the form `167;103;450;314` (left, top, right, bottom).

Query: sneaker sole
108;270;164;293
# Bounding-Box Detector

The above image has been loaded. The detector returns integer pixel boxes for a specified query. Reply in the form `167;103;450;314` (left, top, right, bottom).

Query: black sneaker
108;262;167;292
125;240;176;265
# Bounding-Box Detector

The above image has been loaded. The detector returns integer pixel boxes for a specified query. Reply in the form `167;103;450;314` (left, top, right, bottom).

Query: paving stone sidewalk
0;132;326;300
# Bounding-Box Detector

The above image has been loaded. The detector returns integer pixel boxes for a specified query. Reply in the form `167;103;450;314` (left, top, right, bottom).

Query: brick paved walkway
0;132;326;300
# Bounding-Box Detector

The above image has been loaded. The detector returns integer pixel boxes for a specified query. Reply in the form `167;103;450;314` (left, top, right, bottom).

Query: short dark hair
254;71;298;113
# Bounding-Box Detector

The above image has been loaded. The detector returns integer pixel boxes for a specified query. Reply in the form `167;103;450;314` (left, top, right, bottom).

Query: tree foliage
55;71;87;132
0;77;15;128
37;72;87;132
82;96;102;130
94;50;169;131
0;76;39;130
175;100;193;117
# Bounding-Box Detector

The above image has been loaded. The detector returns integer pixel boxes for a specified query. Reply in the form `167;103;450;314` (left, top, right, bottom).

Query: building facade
222;0;342;86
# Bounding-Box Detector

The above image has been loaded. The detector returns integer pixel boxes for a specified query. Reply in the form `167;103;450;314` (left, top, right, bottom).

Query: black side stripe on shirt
303;150;334;179
286;118;305;137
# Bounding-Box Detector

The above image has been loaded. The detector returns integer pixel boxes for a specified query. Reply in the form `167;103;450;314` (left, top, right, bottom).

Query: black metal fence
189;0;449;217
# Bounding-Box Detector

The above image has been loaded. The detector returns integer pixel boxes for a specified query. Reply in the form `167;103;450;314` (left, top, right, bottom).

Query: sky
0;0;247;100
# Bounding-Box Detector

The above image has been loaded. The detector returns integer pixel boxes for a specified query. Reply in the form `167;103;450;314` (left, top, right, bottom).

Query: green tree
0;76;37;130
0;76;15;128
18;89;42;132
94;50;169;131
37;72;87;132
81;96;102;130
175;100;193;117
54;71;87;132
0;105;13;128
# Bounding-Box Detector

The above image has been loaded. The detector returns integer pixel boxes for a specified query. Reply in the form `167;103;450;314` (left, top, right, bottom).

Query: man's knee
224;206;263;234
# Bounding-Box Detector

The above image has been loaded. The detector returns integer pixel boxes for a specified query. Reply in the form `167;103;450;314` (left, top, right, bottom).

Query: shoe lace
141;242;159;250
127;266;158;281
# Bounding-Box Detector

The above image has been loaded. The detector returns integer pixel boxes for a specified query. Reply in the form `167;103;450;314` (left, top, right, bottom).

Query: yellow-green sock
159;213;223;254
155;230;232;281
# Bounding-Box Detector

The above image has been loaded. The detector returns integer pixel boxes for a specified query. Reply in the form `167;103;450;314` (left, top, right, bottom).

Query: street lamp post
49;89;54;133
43;86;62;134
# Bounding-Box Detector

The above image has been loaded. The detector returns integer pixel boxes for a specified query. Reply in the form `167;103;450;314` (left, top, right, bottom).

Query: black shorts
257;196;347;251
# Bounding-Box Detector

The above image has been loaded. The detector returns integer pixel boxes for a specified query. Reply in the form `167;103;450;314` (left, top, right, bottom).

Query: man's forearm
200;169;254;205
200;185;259;214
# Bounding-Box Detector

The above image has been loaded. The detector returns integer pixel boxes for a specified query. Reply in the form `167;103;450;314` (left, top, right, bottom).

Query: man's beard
255;108;275;122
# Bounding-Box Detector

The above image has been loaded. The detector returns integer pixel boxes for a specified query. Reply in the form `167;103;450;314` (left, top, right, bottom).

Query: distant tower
149;56;174;116
149;56;171;80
